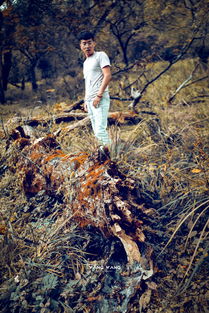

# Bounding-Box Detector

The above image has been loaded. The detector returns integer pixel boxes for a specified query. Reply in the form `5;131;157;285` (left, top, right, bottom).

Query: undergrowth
57;98;209;298
0;57;208;312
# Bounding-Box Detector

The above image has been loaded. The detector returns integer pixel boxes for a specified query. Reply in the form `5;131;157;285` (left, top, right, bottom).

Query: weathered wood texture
9;130;154;313
19;111;142;127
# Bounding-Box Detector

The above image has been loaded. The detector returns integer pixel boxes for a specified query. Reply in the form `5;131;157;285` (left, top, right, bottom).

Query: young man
78;31;112;150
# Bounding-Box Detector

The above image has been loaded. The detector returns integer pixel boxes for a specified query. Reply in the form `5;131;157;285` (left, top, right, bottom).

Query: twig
8;81;21;89
168;63;199;103
184;75;208;88
112;63;137;76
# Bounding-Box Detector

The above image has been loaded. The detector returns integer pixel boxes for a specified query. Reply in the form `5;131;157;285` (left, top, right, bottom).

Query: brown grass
0;57;209;312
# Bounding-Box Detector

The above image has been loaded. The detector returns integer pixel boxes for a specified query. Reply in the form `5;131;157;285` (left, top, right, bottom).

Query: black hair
78;31;95;41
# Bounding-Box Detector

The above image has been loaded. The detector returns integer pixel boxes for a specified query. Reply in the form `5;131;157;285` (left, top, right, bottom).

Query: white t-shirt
83;51;110;101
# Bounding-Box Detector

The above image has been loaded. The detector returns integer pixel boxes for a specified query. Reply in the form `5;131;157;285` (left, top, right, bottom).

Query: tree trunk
21;77;25;90
0;11;5;103
30;62;38;91
0;49;5;104
0;85;5;104
2;51;12;91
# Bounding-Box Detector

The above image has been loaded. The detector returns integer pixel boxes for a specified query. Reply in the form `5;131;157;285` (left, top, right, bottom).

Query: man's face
80;39;96;57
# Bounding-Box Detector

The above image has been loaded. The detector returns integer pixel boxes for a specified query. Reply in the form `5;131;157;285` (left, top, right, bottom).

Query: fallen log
20;112;87;127
5;131;156;313
54;116;90;136
16;111;142;127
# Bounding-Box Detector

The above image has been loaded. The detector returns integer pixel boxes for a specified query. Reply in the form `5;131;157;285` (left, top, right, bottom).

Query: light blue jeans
86;94;111;146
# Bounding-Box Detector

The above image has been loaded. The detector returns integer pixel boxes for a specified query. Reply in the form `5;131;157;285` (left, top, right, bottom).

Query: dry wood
24;112;87;126
8;129;154;313
54;116;90;136
63;99;84;112
168;62;205;103
22;111;142;127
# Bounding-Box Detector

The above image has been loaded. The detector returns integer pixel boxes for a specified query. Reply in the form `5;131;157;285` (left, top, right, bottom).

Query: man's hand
93;96;101;108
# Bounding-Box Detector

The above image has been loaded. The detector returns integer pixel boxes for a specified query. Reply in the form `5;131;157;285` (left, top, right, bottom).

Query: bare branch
129;35;198;111
184;75;208;88
168;62;200;103
18;48;32;61
110;96;132;101
112;63;137;75
54;116;90;136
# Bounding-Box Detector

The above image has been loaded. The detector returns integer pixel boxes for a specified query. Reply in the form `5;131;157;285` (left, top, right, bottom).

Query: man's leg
87;101;96;134
92;95;111;146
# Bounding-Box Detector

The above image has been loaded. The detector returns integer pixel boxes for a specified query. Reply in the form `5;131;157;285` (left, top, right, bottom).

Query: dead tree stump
6;129;155;313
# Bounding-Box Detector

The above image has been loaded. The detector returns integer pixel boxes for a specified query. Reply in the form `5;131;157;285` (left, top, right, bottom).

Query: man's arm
97;66;112;96
93;66;111;108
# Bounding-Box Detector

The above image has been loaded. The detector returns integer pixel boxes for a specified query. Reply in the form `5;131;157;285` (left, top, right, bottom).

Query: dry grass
108;72;209;299
0;57;209;312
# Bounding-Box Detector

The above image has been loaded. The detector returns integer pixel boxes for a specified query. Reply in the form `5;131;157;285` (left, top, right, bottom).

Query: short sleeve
99;52;111;69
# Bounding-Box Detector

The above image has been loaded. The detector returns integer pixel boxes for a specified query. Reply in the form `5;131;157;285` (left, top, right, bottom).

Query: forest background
0;0;209;313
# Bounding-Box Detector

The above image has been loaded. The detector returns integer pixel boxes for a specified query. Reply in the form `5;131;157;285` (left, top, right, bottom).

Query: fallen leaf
191;168;202;173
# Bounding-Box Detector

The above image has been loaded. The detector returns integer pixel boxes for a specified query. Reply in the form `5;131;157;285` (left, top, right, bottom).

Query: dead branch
54;116;90;136
8;81;22;89
63;99;84;112
110;96;132;101
23;112;87;127
168;63;204;103
129;35;198;112
186;76;209;88
20;111;142;128
169;74;209;104
112;63;136;75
